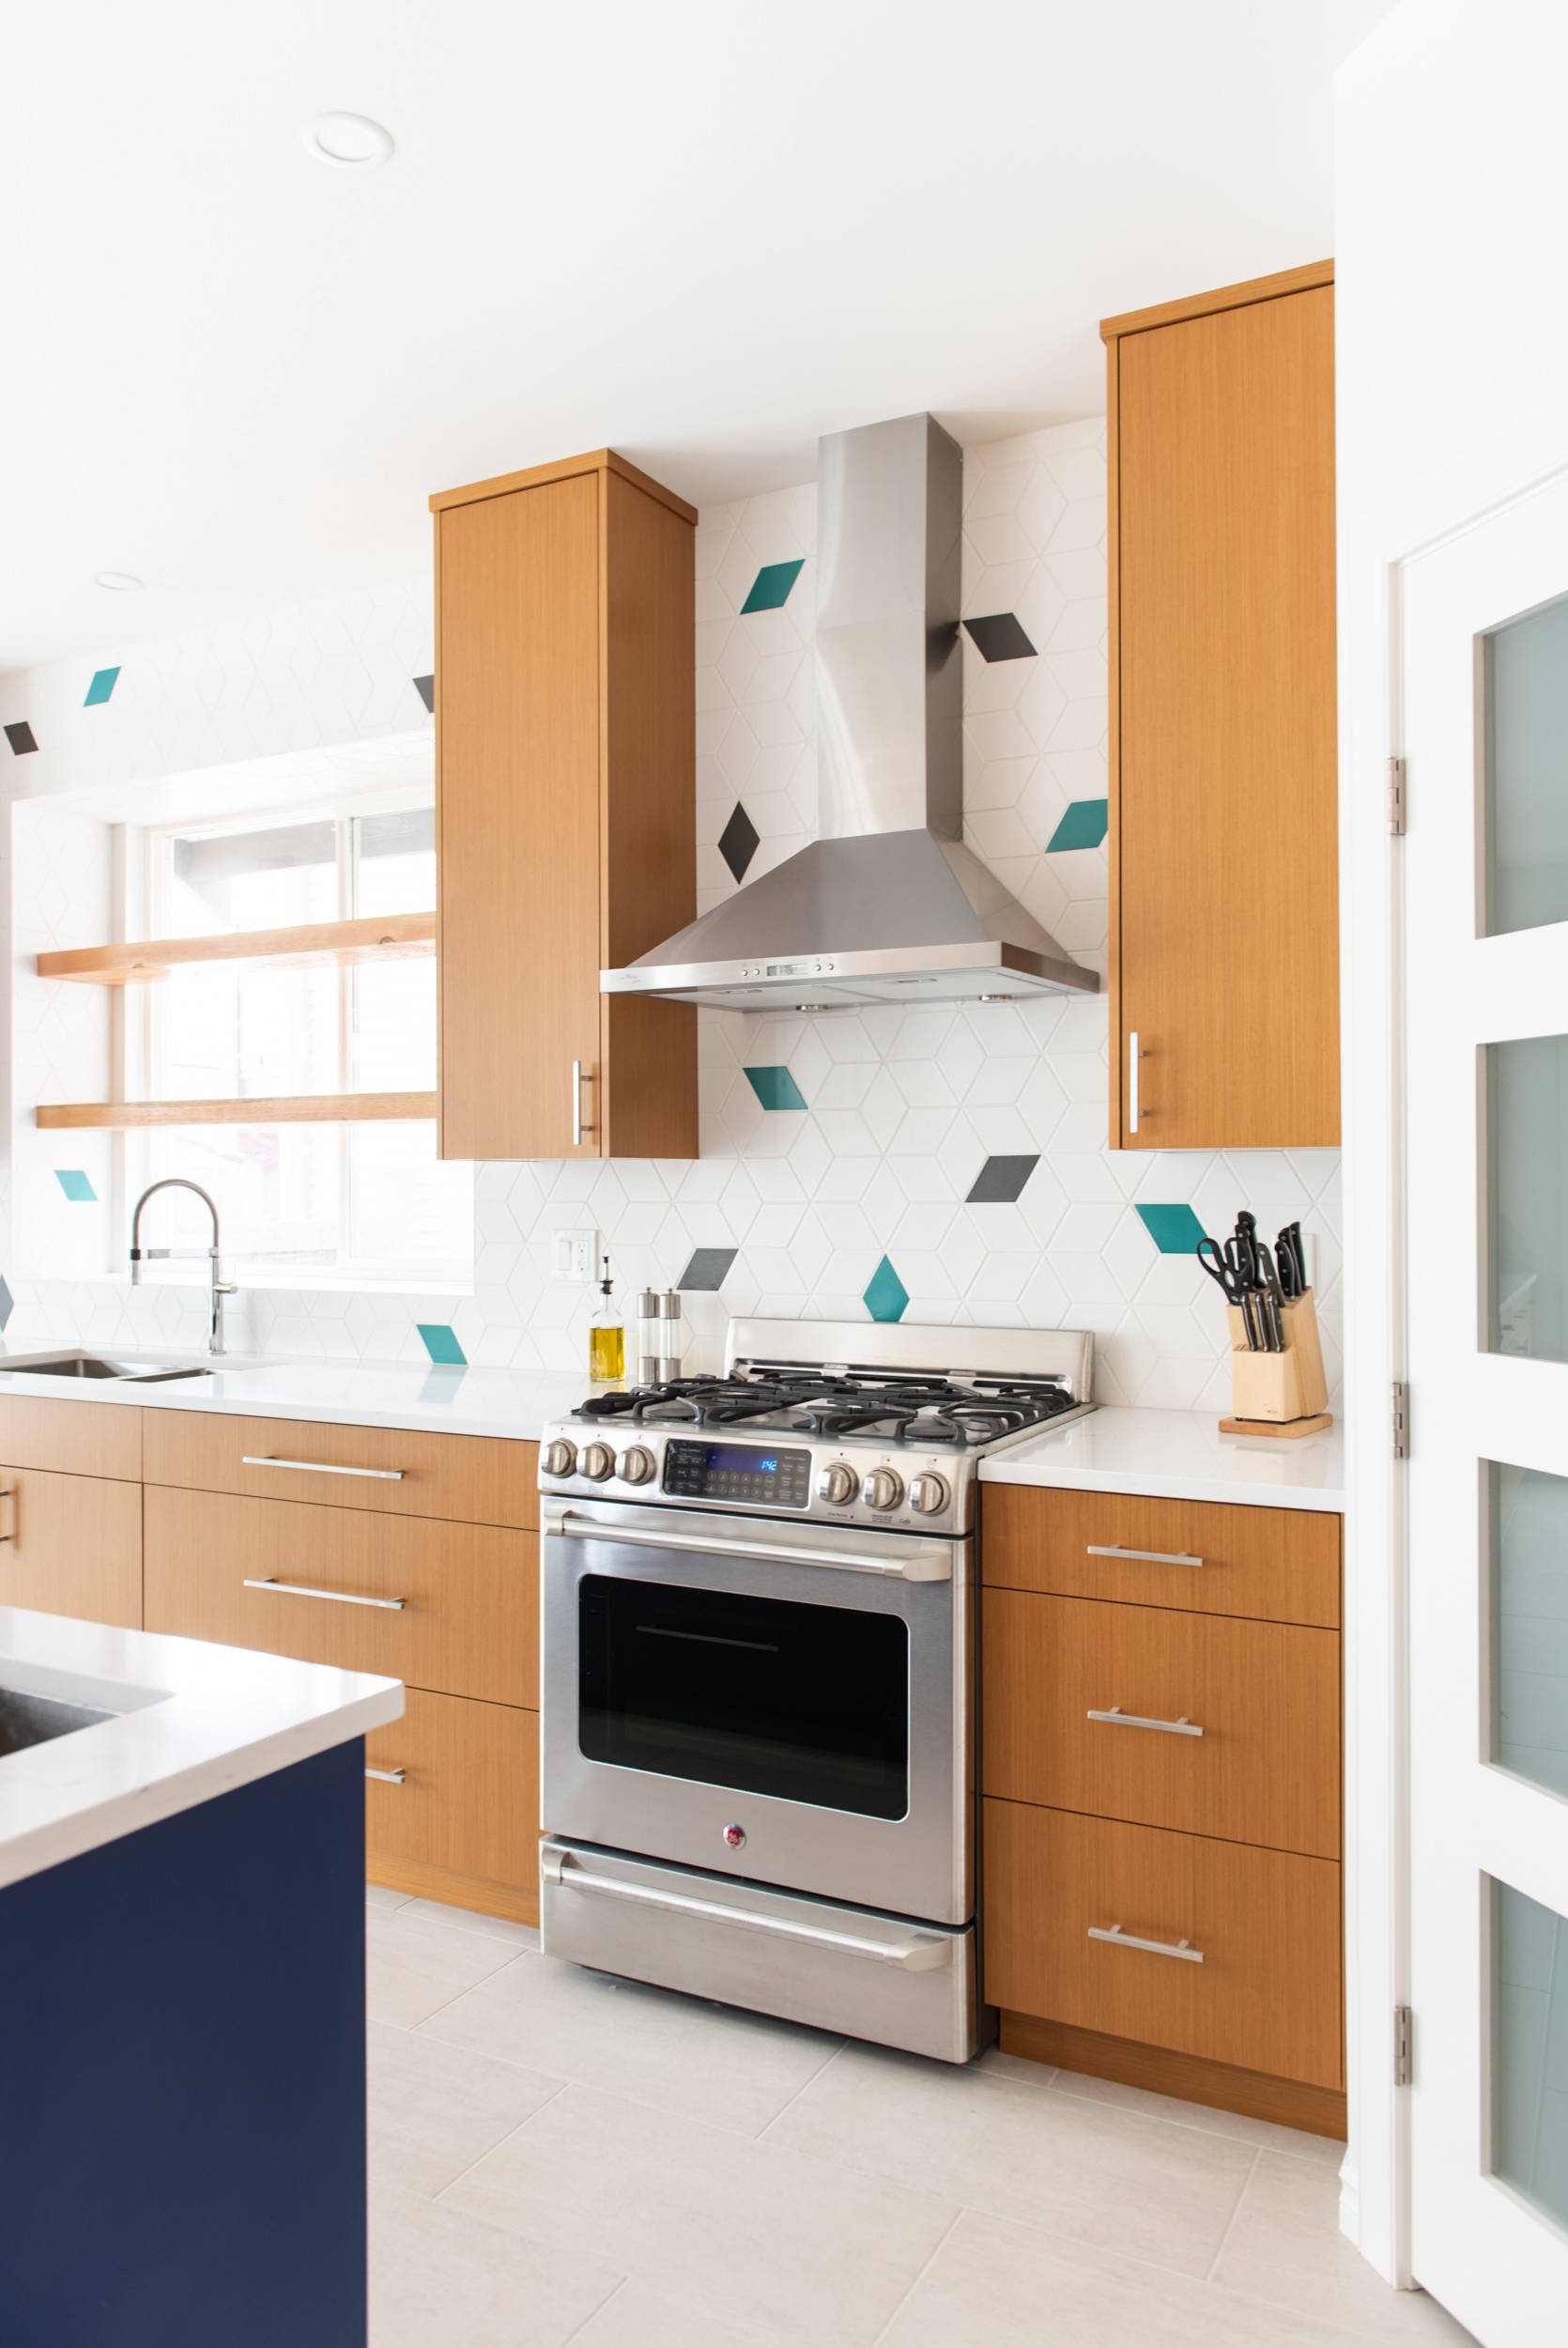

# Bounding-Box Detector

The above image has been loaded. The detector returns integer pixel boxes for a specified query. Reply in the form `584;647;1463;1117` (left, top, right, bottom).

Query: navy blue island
0;1604;402;2348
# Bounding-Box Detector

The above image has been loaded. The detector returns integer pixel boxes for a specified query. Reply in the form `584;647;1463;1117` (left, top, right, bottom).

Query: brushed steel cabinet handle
364;1765;406;1784
1089;1922;1204;1963
572;1058;583;1147
242;1455;405;1481
1086;1542;1204;1568
1129;1030;1142;1135
543;1850;950;1971
1087;1705;1204;1738
243;1576;406;1611
0;1487;15;1543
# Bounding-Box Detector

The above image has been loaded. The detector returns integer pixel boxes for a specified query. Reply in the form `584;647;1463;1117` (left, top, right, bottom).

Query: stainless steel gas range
537;1318;1094;2062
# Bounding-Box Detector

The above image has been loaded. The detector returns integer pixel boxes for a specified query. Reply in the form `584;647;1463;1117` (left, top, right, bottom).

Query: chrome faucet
129;1180;238;1356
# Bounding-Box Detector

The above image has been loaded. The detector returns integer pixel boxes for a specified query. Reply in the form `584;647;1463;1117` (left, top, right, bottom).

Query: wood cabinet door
365;1686;539;1923
983;1798;1343;2089
1113;281;1338;1149
982;1588;1341;1858
0;1464;141;1628
436;471;603;1160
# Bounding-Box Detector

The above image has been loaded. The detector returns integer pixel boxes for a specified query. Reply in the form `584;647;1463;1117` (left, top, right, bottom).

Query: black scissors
1197;1235;1261;1349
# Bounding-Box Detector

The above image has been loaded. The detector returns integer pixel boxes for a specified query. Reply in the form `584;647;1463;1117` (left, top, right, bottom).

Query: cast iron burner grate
574;1369;1078;1447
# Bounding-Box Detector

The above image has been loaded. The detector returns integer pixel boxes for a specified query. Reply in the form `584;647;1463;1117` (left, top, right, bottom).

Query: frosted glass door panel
1492;1462;1568;1798
1495;1880;1568;2233
1485;592;1568;936
1487;1035;1568;1361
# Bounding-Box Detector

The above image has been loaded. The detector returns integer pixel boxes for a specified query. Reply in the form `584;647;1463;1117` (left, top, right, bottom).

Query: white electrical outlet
552;1229;598;1282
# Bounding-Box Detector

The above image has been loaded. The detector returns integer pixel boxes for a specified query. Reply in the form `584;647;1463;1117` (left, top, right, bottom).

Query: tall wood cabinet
1103;260;1339;1151
430;448;699;1162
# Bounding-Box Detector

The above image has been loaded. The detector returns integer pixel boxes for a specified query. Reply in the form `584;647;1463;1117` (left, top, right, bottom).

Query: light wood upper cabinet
1103;262;1339;1150
431;449;699;1161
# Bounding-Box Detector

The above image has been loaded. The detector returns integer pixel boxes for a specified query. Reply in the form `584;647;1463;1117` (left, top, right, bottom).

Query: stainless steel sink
0;1352;214;1383
0;1686;115;1758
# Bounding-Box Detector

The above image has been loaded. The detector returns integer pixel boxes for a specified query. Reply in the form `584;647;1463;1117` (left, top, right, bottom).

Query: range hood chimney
600;411;1099;1012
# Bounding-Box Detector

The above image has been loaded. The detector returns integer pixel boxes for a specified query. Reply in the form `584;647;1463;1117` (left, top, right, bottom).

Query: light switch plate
552;1228;598;1282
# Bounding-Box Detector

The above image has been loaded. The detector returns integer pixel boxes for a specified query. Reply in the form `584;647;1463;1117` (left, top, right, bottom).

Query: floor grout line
1204;2143;1261;2283
556;2274;630;2346
427;2078;574;2203
865;2204;964;2348
753;2036;850;2141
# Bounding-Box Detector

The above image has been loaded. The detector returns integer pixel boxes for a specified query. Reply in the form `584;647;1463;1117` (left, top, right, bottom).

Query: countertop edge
976;1459;1345;1513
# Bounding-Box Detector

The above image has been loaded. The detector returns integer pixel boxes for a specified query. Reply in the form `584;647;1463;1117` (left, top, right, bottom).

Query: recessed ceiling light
300;112;395;169
93;571;141;592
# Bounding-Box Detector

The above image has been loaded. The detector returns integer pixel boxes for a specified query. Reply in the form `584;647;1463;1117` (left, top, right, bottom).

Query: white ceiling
3;0;1392;671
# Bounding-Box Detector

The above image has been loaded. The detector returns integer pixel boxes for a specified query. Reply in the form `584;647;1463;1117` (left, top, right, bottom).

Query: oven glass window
577;1574;910;1819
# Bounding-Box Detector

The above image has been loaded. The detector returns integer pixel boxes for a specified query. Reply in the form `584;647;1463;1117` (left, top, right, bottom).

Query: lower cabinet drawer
982;1798;1343;2089
143;1485;537;1707
0;1462;141;1629
982;1588;1341;1858
364;1688;539;1901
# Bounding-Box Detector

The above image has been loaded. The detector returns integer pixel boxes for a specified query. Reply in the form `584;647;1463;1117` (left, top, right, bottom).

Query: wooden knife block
1223;1290;1330;1428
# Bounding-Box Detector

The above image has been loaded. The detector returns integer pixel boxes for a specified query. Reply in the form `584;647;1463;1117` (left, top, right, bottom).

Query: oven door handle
546;1511;952;1583
541;1849;952;1970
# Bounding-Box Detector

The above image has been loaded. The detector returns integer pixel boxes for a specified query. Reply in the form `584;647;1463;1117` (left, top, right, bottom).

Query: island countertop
0;1606;402;1892
977;1404;1345;1514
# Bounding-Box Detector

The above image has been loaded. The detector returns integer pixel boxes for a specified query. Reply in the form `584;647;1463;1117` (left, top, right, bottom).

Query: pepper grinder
635;1290;684;1383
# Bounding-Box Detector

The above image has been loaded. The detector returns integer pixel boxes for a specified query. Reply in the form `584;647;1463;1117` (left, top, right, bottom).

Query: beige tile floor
365;1886;1478;2348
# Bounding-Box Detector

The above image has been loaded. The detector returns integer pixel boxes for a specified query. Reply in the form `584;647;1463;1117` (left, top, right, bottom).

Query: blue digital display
705;1446;778;1474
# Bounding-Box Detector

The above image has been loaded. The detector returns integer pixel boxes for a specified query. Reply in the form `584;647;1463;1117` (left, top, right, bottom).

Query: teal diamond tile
745;1065;807;1111
54;1169;97;1202
741;559;805;614
863;1255;910;1324
417;1321;467;1366
1135;1202;1207;1255
1046;798;1109;853
84;667;120;707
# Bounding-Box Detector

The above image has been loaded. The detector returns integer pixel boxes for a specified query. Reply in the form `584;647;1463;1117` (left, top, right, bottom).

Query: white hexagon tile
0;421;1340;1409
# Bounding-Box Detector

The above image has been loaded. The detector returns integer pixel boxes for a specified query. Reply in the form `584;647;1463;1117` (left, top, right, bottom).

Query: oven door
540;1493;972;1925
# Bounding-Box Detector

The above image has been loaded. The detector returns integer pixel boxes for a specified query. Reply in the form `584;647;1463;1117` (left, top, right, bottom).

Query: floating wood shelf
37;912;437;986
36;1094;438;1131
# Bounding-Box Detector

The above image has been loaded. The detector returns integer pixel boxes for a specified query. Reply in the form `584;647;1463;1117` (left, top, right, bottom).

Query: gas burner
572;1366;1080;1447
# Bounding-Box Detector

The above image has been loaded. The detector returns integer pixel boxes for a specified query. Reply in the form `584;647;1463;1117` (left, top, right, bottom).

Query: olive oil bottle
589;1256;625;1383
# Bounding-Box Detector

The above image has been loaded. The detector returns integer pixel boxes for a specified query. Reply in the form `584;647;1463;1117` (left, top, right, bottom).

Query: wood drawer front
365;1688;538;1897
143;1487;537;1707
0;1396;141;1483
0;1463;141;1630
142;1410;537;1528
982;1486;1340;1628
983;1798;1343;2090
983;1590;1340;1858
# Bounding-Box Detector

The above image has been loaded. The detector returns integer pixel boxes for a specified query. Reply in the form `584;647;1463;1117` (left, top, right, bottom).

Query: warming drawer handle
547;1512;950;1583
243;1575;406;1611
242;1454;405;1481
1088;1922;1204;1963
1086;1542;1204;1569
542;1850;951;1971
1086;1705;1204;1738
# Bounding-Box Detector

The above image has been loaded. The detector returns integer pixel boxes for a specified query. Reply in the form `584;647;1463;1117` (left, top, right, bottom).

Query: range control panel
662;1440;812;1508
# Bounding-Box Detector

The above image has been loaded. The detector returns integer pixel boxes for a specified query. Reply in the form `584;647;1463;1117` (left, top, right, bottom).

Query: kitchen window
125;796;470;1287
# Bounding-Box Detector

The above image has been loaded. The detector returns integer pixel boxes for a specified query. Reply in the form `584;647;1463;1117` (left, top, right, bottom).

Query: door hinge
1392;1380;1409;1460
1395;2003;1413;2086
1389;755;1407;836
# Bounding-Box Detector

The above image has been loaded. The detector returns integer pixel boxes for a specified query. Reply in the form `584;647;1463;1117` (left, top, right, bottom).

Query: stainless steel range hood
600;411;1098;1012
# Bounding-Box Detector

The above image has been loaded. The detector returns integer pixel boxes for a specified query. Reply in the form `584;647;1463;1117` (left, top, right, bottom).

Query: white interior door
1405;468;1568;2343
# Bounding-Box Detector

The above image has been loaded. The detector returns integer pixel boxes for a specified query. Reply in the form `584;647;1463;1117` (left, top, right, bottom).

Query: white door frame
1338;411;1568;2288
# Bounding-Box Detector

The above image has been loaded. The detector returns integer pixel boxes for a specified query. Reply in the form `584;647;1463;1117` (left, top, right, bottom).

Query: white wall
1336;0;1568;2284
1;425;1342;1392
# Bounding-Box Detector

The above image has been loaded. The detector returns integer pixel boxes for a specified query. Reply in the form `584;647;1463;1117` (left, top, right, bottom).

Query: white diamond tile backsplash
0;420;1340;1410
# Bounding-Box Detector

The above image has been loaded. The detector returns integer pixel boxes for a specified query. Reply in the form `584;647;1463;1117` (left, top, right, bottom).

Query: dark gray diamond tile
966;1154;1040;1204
4;721;38;756
962;613;1037;663
718;803;760;883
678;1247;739;1292
412;674;435;713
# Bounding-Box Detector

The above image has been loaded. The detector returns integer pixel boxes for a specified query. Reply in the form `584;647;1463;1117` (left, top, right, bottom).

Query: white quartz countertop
0;1352;589;1442
0;1606;403;1892
978;1405;1345;1513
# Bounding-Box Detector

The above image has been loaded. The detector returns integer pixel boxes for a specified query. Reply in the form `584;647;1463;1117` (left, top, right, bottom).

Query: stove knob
617;1444;656;1486
541;1438;577;1478
578;1442;614;1483
863;1467;905;1513
816;1461;859;1506
908;1472;950;1517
